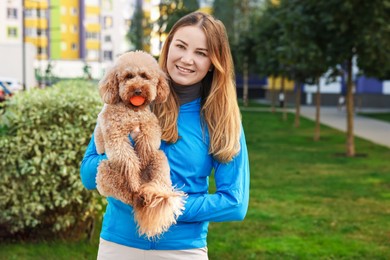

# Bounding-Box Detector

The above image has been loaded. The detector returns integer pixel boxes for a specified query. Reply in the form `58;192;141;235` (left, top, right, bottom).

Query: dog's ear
99;66;119;104
154;71;170;104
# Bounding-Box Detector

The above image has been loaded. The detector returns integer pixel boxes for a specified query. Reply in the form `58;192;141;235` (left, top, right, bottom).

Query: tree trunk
243;58;249;107
271;77;276;113
314;77;321;141
346;57;355;157
281;76;287;121
294;81;301;128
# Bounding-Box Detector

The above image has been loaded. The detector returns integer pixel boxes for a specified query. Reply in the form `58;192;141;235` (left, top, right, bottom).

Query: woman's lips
176;65;194;73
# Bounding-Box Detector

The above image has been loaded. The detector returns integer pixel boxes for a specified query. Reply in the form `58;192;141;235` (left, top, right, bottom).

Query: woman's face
167;25;212;86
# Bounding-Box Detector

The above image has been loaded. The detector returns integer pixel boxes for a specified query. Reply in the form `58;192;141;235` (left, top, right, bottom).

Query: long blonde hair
153;12;241;163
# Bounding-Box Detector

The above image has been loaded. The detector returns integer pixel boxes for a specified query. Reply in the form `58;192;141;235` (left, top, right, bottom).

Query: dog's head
98;51;169;108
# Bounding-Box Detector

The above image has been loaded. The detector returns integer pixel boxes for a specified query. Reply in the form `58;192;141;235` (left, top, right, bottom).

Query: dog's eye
140;72;150;80
126;73;135;79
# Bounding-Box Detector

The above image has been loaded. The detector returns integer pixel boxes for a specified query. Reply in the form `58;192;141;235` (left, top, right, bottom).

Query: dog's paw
119;160;141;192
96;161;113;197
127;177;141;193
96;161;139;205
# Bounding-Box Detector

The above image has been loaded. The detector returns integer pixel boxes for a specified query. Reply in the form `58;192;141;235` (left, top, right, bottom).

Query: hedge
0;80;104;241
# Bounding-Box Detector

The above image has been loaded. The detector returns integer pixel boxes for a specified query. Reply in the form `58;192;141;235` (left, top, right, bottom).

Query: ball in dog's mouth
130;96;146;106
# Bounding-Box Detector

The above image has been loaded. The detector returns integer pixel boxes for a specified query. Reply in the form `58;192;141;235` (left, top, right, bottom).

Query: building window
71;7;78;15
61;6;67;15
86;32;99;40
37;29;46;36
25;28;36;37
87;50;99;60
7;27;18;38
104;16;113;29
85;15;99;24
24;9;34;18
61;24;67;33
37;9;46;18
104;35;111;42
61;42;67;51
37;47;47;55
103;51;113;61
7;8;18;19
71;43;78;50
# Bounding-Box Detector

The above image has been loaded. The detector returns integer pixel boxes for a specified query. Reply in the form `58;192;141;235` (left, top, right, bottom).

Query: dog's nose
134;89;142;96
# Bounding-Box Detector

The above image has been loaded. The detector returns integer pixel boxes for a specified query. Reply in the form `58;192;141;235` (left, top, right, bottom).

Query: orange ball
130;96;145;106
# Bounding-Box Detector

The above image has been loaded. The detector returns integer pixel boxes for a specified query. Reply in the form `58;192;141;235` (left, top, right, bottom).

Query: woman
80;11;250;259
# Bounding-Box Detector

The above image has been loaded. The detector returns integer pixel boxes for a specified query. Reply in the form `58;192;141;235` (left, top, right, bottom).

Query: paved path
241;106;390;149
299;106;390;149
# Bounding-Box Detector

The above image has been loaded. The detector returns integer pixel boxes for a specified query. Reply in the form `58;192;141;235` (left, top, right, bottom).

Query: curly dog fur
94;51;186;239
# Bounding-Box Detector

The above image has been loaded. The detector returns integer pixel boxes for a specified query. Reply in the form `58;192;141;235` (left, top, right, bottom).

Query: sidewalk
299;106;390;149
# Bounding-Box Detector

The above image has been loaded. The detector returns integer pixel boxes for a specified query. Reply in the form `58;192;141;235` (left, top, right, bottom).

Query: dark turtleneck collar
172;81;202;105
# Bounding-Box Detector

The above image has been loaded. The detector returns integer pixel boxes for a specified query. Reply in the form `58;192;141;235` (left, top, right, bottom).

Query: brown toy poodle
94;51;185;239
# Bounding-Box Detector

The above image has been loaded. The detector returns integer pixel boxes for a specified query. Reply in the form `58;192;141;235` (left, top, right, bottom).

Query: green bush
0;80;104;241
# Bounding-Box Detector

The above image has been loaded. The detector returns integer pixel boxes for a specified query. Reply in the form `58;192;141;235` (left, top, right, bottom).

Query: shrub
0;80;104;241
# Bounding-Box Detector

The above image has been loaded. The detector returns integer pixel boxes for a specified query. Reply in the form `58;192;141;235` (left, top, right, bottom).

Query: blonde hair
153;12;241;163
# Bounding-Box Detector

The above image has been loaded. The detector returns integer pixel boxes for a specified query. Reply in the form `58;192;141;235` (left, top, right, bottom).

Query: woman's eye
197;52;207;57
176;44;185;49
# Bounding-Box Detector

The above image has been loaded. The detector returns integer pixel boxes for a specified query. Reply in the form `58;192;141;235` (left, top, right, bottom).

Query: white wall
0;43;36;89
383;81;390;95
37;59;112;80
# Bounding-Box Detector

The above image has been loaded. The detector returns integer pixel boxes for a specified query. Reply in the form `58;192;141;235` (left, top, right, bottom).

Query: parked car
0;77;23;102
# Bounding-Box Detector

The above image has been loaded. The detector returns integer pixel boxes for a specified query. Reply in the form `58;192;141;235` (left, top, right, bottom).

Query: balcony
25;18;48;29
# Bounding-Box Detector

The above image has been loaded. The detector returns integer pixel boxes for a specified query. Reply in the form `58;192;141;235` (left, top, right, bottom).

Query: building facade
0;0;135;63
0;0;22;45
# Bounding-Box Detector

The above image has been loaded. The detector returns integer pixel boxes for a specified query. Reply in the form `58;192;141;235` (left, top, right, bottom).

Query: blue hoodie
80;98;250;250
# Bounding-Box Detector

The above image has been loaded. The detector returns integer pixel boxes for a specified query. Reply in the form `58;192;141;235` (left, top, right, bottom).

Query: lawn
1;109;390;260
358;112;390;123
207;110;390;259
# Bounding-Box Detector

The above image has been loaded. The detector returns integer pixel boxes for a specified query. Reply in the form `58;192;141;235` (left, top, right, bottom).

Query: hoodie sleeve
80;133;108;190
178;129;250;223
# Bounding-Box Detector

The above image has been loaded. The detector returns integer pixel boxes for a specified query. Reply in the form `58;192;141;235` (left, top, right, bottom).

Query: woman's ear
99;66;119;104
154;71;170;104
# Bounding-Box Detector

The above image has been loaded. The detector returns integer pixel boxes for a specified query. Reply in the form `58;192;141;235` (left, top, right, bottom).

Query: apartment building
0;0;135;62
24;0;49;60
0;0;216;84
0;0;22;44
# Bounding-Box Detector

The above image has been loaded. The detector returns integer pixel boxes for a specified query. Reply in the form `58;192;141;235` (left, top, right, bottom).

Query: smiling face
166;25;212;86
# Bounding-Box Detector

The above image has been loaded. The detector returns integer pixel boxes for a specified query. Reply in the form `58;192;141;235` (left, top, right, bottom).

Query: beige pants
97;238;208;260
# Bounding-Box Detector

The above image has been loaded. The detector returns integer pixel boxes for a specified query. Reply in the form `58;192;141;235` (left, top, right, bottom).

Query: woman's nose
180;53;194;65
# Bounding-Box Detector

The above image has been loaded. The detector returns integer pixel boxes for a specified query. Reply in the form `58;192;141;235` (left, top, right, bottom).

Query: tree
277;0;330;131
256;0;389;155
251;1;295;119
214;0;263;106
251;2;283;112
156;0;199;49
212;0;236;44
315;0;390;156
127;0;152;51
234;0;250;106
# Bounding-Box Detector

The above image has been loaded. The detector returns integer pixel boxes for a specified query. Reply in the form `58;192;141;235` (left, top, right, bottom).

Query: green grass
207;111;390;259
0;241;99;260
238;99;270;108
358;112;390;123
1;109;390;260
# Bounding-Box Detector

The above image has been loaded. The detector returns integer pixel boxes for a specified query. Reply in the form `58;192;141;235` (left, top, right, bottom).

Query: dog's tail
133;182;186;239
